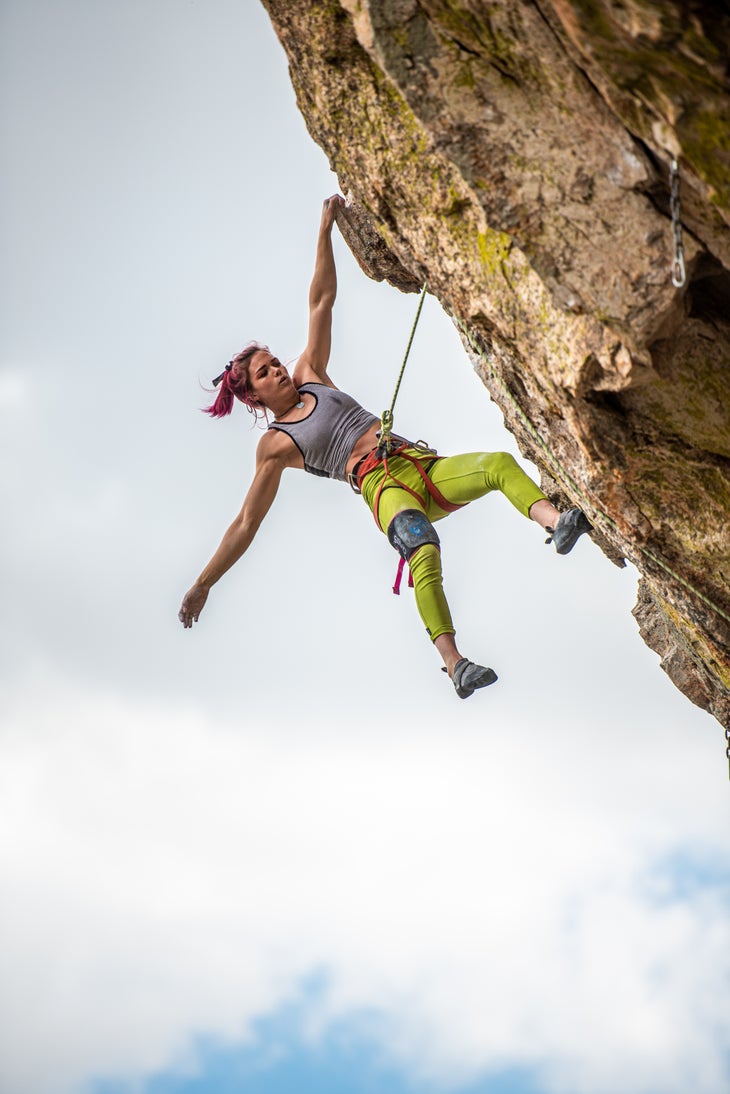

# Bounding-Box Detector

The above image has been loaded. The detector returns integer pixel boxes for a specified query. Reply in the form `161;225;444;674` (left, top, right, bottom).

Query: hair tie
212;362;233;388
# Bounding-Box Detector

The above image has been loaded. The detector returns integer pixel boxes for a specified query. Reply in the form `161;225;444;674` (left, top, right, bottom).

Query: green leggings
360;449;547;641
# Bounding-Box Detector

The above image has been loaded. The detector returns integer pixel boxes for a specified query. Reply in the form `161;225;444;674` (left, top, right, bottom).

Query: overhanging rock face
261;0;730;727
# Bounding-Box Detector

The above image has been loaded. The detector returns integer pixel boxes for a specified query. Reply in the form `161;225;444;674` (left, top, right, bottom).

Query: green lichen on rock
680;108;730;209
476;229;512;277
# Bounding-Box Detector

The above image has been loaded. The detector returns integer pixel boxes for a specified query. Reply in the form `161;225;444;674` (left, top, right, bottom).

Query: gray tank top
267;382;379;481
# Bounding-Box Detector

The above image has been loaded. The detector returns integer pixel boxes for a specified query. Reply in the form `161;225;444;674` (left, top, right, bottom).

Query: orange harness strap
354;443;465;531
396;449;463;514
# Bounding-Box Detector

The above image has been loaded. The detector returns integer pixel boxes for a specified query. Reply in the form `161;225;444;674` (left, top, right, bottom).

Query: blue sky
1;3;729;1094
94;987;544;1094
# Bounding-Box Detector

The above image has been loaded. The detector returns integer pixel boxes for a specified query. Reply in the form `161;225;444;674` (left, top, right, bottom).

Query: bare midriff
344;422;381;477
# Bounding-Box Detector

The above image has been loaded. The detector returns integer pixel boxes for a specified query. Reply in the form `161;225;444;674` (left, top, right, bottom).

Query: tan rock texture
261;0;730;727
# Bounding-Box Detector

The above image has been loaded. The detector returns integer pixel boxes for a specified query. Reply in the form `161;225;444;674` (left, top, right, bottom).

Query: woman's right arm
178;433;291;628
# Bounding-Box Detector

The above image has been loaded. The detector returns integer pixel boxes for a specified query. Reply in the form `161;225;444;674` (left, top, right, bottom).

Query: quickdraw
670;158;686;289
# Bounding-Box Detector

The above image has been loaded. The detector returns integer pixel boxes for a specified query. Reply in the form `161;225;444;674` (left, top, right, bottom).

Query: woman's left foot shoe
450;658;498;699
545;508;592;555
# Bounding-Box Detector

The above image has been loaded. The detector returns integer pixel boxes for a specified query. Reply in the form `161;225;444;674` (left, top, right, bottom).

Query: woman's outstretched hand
320;193;344;231
178;583;209;628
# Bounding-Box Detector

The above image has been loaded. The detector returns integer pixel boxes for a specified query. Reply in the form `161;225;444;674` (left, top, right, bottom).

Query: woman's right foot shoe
450;658;498;699
545;508;592;555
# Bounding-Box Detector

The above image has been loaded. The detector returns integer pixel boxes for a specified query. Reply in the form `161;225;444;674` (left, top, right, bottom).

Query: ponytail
202;367;236;418
202;342;269;421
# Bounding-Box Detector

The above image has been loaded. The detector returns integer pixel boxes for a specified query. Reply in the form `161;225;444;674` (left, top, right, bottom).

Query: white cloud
0;681;728;1094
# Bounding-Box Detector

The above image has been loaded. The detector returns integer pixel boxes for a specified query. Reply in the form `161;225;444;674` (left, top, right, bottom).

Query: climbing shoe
545;508;592;555
447;658;498;699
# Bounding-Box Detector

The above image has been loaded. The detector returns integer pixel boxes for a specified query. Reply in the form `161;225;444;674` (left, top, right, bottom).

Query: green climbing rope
379;282;428;453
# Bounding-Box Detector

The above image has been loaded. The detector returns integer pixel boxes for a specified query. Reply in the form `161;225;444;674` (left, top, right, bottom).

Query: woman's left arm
294;195;344;385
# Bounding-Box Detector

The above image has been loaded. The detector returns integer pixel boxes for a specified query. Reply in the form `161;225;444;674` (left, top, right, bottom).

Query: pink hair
202;342;270;422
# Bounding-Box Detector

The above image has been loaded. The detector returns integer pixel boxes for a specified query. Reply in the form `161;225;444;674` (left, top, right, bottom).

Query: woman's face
243;350;296;409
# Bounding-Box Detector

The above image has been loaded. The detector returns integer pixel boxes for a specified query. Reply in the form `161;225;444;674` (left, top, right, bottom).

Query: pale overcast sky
1;3;729;1094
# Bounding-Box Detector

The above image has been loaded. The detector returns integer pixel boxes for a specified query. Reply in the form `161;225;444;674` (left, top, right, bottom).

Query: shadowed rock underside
261;0;730;729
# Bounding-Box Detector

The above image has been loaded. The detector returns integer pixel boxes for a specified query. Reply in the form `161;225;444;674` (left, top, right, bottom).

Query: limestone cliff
261;0;730;728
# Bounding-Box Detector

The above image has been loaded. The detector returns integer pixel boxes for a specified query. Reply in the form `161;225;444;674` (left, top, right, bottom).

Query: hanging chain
670;158;686;288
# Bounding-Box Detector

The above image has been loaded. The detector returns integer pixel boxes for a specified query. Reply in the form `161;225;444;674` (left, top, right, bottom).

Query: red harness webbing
352;443;464;596
392;556;415;595
355;442;464;531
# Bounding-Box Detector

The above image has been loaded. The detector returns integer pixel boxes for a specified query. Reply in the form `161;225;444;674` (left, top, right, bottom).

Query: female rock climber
178;194;591;698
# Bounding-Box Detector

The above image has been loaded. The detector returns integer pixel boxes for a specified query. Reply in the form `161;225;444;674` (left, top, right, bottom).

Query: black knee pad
387;509;440;561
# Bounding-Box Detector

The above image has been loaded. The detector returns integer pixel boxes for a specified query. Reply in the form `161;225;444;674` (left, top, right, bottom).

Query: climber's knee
387;508;440;561
478;450;542;515
486;451;519;477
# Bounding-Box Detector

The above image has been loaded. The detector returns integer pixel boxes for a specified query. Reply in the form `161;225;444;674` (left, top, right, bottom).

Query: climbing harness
670;158;686;288
370;445;463;526
352;440;465;593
